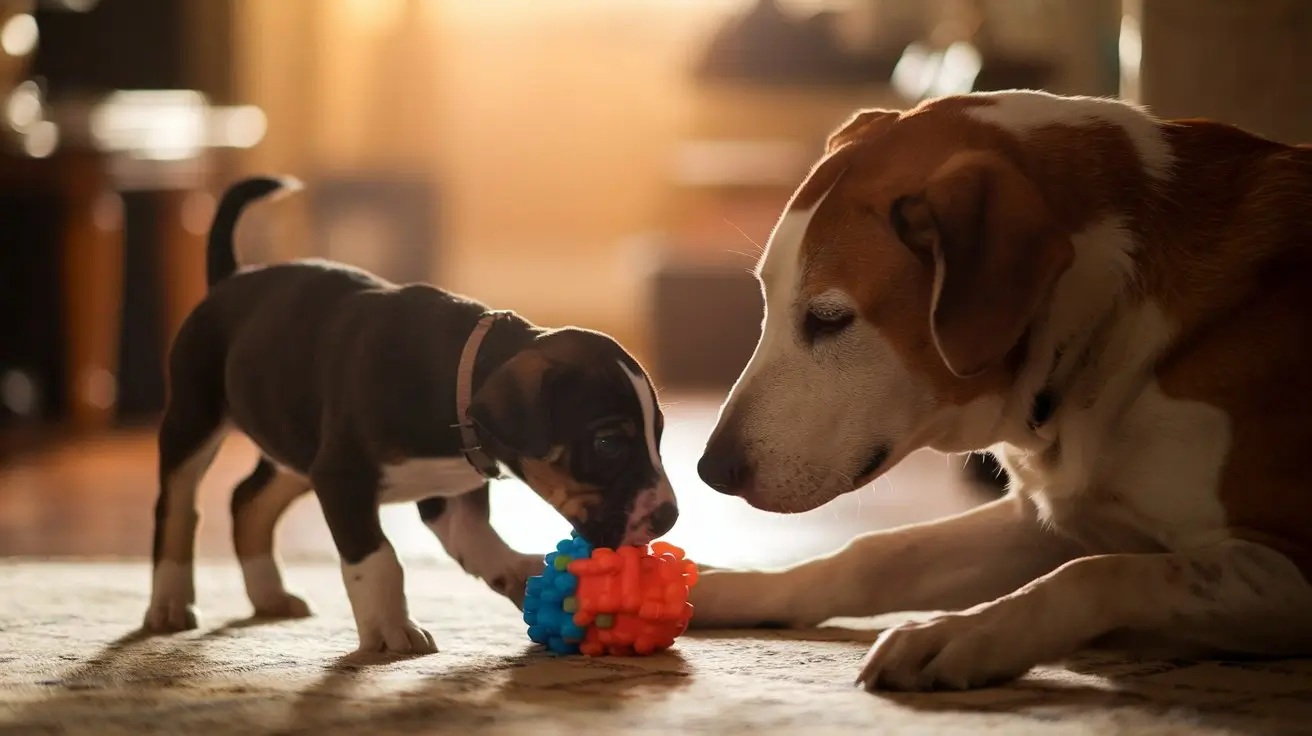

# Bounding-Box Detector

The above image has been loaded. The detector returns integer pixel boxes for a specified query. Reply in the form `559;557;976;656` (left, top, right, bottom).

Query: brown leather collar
455;311;506;479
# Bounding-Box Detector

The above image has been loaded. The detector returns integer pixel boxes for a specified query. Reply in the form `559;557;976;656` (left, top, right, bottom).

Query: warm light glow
1;13;38;57
210;105;267;149
340;0;405;34
1119;13;1143;100
6;80;41;130
22;120;58;158
1;370;37;417
930;41;982;97
90;90;207;160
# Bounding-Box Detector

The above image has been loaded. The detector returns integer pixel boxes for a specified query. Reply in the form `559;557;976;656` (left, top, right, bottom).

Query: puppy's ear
467;350;563;459
891;152;1074;378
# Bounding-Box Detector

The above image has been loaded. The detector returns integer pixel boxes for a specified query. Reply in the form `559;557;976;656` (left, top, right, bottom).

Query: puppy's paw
855;600;1068;691
143;601;200;633
252;592;313;620
486;554;545;610
687;569;802;630
356;619;438;656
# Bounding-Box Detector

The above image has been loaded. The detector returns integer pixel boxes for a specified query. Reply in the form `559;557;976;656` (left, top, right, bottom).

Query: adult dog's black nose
698;431;753;495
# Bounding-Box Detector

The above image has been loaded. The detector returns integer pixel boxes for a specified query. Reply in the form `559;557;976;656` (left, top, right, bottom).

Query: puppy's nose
698;432;753;495
647;502;678;537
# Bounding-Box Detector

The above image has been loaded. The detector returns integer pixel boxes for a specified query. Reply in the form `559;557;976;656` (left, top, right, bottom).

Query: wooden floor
0;394;992;569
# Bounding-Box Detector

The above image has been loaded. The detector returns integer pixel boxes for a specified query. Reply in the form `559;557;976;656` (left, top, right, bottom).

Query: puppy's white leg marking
426;492;542;607
234;469;312;618
342;541;437;655
617;360;677;544
690;496;1081;628
144;428;225;633
856;539;1312;691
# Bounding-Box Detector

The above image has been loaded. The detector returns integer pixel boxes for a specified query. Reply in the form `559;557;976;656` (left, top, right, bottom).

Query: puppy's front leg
857;538;1312;691
313;463;437;655
691;495;1080;628
418;485;544;608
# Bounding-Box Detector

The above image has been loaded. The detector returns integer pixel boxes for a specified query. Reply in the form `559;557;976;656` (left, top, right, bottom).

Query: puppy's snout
647;502;678;537
698;429;754;496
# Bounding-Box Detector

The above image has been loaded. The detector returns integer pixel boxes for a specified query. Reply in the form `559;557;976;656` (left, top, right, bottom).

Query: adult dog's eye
803;308;855;342
593;431;626;460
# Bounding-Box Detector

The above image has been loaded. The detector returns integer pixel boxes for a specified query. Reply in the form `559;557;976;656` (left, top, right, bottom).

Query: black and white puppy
143;176;678;655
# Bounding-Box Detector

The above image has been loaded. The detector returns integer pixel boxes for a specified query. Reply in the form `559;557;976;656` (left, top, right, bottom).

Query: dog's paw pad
358;620;438;656
142;602;200;633
252;593;313;620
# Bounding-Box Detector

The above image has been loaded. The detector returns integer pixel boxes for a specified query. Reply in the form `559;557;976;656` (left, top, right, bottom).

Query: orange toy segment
565;541;698;656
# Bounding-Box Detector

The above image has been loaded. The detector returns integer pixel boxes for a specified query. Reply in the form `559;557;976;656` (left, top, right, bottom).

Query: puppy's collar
456;311;508;479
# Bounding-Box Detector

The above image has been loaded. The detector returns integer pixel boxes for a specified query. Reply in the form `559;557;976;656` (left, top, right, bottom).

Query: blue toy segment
522;533;595;655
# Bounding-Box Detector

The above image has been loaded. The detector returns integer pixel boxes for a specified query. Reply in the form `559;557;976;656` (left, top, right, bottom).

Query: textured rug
3;560;1312;735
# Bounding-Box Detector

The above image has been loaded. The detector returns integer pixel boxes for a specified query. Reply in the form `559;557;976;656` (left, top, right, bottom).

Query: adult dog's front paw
855;598;1074;691
355;618;438;655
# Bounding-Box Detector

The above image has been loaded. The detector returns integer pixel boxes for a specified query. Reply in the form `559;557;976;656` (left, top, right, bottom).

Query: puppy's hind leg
145;397;226;633
232;458;313;619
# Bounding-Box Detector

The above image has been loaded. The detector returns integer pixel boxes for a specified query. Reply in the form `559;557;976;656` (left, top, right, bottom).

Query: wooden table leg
60;155;124;434
157;188;212;366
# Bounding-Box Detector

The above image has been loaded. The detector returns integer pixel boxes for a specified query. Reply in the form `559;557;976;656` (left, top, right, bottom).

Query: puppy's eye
803;308;855;342
593;431;626;460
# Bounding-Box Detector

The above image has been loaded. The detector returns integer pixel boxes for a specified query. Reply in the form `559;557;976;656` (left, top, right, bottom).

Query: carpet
3;560;1312;735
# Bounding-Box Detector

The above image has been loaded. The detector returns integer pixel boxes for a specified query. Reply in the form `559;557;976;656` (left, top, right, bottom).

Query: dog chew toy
523;533;699;656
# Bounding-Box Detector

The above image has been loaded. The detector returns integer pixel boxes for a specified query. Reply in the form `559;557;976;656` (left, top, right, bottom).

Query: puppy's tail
207;175;303;289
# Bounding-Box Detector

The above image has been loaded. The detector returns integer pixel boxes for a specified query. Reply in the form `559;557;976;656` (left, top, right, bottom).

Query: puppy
143;177;678;655
690;91;1312;690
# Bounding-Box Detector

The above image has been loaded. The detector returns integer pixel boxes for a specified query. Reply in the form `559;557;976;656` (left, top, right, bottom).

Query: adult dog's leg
856;538;1312;690
418;485;544;608
690;495;1081;628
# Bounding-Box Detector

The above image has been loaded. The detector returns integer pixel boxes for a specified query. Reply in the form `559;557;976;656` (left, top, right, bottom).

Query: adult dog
692;90;1312;691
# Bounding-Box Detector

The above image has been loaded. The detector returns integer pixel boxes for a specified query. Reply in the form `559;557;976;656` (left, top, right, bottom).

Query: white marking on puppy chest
379;457;487;504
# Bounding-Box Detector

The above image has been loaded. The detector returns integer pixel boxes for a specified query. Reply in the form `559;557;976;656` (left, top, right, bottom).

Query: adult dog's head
695;92;1158;512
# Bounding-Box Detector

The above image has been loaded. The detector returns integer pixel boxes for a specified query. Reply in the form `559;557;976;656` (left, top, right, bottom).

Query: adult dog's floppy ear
466;350;560;459
891;151;1074;378
826;108;898;153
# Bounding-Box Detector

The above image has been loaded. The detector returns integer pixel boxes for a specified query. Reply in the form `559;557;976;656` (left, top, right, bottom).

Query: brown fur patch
520;447;603;523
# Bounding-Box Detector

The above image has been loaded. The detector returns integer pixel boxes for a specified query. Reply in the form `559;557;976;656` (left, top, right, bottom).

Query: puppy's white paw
342;545;436;656
487;554;545;609
855;598;1073;691
143;600;200;633
356;619;438;655
252;592;313;620
144;561;199;632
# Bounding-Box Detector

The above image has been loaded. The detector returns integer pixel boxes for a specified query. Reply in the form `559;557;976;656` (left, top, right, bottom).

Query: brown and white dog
143;177;677;655
691;90;1312;691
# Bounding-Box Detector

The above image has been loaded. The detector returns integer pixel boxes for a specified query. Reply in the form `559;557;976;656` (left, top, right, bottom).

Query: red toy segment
567;541;698;657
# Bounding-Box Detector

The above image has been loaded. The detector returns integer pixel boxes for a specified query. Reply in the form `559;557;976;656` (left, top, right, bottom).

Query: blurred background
0;0;1309;571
